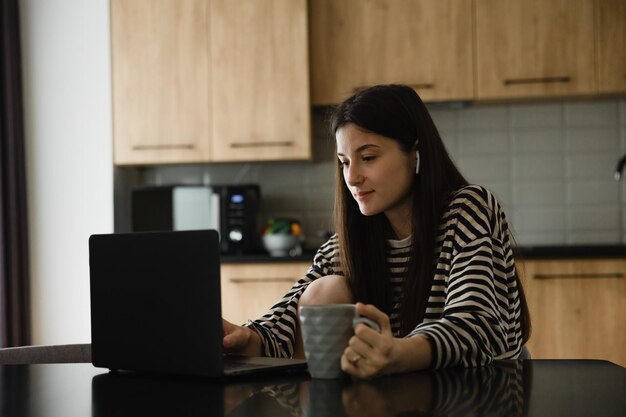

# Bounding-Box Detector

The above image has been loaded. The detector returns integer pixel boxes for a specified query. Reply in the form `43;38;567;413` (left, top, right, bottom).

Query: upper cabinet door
475;0;595;100
210;0;311;162
596;0;626;94
111;0;211;165
309;0;474;105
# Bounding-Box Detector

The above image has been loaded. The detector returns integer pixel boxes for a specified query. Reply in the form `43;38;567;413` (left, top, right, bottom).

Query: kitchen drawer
221;262;310;325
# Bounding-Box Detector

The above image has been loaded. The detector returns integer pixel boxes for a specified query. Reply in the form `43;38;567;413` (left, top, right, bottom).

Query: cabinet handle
408;83;434;90
353;83;434;93
229;277;296;284
504;76;571;86
533;272;624;280
229;141;293;148
132;144;195;150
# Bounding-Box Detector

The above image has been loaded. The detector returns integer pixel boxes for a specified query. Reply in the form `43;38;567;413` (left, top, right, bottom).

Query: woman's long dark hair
330;85;531;342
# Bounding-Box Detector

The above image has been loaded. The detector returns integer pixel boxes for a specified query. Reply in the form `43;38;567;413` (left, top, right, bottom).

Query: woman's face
336;123;416;223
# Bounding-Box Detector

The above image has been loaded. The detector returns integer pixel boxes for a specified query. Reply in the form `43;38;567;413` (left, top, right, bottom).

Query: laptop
89;229;307;377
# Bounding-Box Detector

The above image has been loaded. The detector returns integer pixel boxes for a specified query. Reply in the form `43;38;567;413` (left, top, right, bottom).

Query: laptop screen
89;230;224;376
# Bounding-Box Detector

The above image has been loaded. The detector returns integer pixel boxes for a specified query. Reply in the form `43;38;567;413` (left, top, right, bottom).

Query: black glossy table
1;360;624;416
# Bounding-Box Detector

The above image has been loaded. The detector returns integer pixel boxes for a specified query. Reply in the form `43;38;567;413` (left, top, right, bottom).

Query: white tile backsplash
515;231;567;246
428;108;457;130
567;127;620;152
458;155;511;182
569;206;620;230
568;230;622;245
512;129;564;154
513;182;566;207
511;103;563;128
458;106;509;130
566;181;620;205
438;130;458;156
512;154;565;180
565;101;619;128
304;184;335;212
136;98;626;247
256;161;307;187
202;164;257;185
304;160;336;186
148;164;204;185
566;153;619;179
458;130;510;155
514;207;567;231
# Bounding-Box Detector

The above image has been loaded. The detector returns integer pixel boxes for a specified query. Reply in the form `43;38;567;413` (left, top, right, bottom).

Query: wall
134;99;626;248
432;99;626;245
20;0;113;344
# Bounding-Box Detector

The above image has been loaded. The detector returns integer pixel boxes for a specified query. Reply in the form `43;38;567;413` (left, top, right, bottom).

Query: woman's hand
340;303;433;378
340;303;399;379
222;318;263;357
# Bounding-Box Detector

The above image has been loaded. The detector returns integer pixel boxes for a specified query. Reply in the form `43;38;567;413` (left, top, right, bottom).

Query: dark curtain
0;0;31;347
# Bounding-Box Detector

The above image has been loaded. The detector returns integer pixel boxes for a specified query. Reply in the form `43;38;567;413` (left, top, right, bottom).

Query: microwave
131;184;261;255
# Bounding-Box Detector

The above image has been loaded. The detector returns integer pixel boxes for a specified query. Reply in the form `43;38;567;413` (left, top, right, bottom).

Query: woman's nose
345;163;363;186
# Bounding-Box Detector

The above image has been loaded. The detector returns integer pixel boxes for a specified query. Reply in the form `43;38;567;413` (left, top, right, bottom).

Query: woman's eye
338;160;348;168
363;155;376;162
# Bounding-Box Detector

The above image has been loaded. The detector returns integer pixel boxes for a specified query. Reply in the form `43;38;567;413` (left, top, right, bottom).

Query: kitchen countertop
3;360;625;417
223;245;626;263
517;244;626;259
221;251;317;264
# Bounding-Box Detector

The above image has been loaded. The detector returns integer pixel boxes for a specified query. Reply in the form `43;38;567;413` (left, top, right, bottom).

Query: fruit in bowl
261;218;304;257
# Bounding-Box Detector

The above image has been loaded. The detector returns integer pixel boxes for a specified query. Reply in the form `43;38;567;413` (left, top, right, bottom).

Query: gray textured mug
299;304;380;379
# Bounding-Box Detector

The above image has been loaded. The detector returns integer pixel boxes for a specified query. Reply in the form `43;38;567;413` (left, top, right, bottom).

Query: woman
222;84;531;379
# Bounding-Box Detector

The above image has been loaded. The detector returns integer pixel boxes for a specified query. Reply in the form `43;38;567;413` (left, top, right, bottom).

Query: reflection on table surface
1;360;625;417
90;360;625;417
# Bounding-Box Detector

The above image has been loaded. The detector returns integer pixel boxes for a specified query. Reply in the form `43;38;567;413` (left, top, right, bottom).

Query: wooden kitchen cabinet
210;0;311;161
111;0;311;165
111;0;212;165
221;262;310;326
475;0;596;100
519;258;626;367
596;0;626;94
309;0;474;105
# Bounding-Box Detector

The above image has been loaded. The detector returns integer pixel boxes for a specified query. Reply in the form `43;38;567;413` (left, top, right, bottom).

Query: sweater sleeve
409;186;522;368
244;236;338;358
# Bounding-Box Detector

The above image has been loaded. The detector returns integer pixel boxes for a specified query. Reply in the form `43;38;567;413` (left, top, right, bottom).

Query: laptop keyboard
223;359;260;371
223;361;250;371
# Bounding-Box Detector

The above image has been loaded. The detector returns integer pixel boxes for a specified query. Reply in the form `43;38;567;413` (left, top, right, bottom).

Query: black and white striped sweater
246;185;525;368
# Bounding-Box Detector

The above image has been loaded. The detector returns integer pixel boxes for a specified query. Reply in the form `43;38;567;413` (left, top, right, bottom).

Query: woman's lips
355;190;374;200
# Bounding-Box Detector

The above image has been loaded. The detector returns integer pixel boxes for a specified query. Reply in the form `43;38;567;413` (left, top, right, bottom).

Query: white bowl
262;234;299;257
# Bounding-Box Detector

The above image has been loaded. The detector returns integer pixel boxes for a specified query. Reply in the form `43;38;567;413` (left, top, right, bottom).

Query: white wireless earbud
415;150;420;174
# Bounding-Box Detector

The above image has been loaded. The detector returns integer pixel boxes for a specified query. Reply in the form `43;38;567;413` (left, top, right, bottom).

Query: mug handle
352;316;381;333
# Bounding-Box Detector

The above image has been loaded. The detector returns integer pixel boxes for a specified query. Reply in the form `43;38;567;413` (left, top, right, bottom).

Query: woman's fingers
347;333;375;358
341;303;397;378
341;344;380;379
222;319;236;348
355;302;392;334
222;320;263;357
222;318;247;350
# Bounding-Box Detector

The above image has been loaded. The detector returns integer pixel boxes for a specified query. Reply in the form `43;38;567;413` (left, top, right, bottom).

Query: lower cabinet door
220;262;310;326
520;259;626;367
